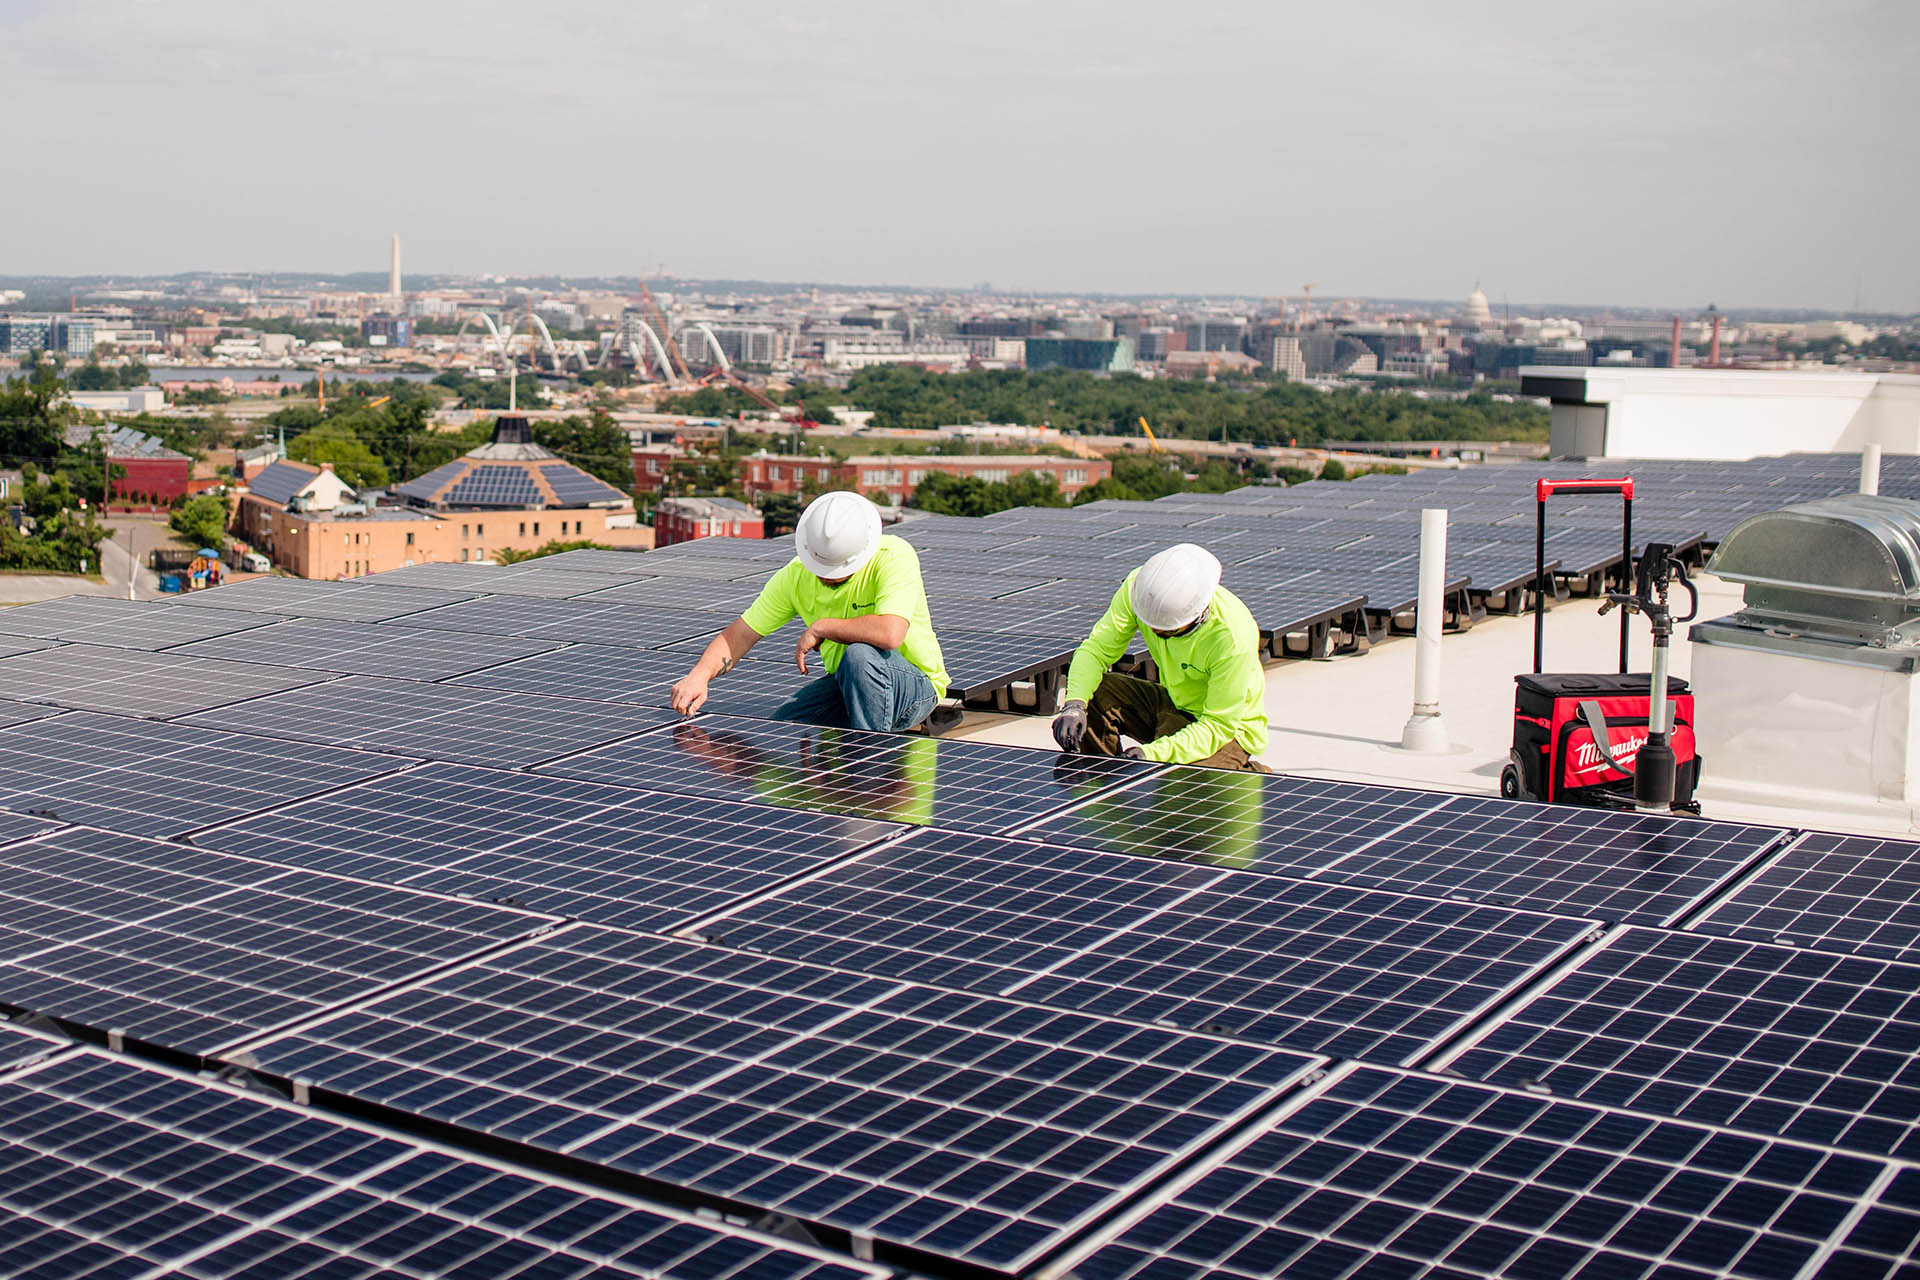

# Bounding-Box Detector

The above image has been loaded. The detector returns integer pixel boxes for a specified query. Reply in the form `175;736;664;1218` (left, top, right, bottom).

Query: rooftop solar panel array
0;452;1911;1274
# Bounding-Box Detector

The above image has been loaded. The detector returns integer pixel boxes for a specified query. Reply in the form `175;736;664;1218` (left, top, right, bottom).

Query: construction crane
1299;283;1319;327
1137;416;1164;452
637;280;690;385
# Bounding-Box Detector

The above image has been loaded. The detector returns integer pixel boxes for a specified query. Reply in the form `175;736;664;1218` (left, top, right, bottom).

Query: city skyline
4;0;1916;311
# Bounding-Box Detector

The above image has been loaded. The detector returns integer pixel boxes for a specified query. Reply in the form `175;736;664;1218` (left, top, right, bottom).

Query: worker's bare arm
670;619;763;714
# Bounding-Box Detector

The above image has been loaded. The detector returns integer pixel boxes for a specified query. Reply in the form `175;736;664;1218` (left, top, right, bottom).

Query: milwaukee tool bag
1510;673;1699;807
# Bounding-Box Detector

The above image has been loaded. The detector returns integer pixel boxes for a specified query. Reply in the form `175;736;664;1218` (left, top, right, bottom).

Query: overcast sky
4;0;1914;311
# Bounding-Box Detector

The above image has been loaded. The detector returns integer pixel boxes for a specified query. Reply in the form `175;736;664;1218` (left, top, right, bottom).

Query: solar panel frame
1439;926;1920;1161
1691;831;1920;962
167;616;561;679
703;826;1598;1063
1054;1061;1915;1280
0;596;288;650
165;577;479;621
194;760;903;931
0;710;416;837
0;1051;890;1280
0;644;328;719
0;826;561;1054
396;594;720;648
178;675;668;768
1314;795;1788;925
231;927;1323;1273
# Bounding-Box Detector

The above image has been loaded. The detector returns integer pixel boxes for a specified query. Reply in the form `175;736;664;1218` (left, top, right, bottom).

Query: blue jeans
770;643;938;733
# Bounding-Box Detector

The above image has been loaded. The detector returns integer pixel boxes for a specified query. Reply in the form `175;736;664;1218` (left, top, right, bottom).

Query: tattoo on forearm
717;656;735;676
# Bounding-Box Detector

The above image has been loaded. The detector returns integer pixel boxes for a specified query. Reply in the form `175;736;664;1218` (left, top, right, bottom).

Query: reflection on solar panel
237;928;1320;1272
1319;795;1785;924
0;711;412;837
168;577;476;621
705;828;1594;1062
1694;831;1920;962
541;717;1150;834
196;761;900;930
179;675;663;767
1442;927;1920;1160
169;616;558;679
1059;1063;1913;1280
0;595;285;649
1022;768;1448;876
0;1053;888;1280
444;464;542;506
398;594;717;647
0;827;557;1052
0;644;325;718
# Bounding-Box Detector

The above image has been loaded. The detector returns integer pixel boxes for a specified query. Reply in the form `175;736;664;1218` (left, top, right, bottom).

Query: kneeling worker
670;491;950;732
1052;543;1269;770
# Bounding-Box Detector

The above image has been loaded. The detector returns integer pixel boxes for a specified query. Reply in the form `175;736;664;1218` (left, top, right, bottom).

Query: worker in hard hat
670;491;949;732
1052;543;1270;770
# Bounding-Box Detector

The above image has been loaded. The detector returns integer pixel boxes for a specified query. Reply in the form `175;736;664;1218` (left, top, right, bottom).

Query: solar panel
0;827;558;1053
1440;926;1920;1160
167;577;477;621
246;458;318;504
936;629;1082;698
1317;795;1786;924
539;461;631;505
0;596;286;649
0;711;413;837
0;644;326;718
394;457;467;501
0;1018;66;1068
505;547;657;574
705;827;1595;1063
1021;767;1449;877
1055;1062;1914;1280
178;675;665;768
443;464;543;507
0;1052;888;1280
540;717;1150;833
449;643;690;703
0;811;62;845
234;928;1321;1272
0;697;60;730
479;566;654;598
168;616;559;680
397;595;718;648
1693;831;1920;962
194;761;901;931
581;575;767;612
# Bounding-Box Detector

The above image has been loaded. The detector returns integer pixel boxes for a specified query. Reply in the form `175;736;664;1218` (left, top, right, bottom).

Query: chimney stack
1670;316;1683;368
388;233;402;299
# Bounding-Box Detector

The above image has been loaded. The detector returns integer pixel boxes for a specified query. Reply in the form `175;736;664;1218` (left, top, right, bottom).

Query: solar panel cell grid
195;760;901;931
0;827;557;1052
707;826;1594;1062
0;644;326;718
168;616;559;679
179;675;665;768
1061;1063;1913;1280
0;596;286;650
236;927;1320;1272
398;594;718;647
538;717;1150;834
168;578;478;621
0;1053;887;1280
1317;795;1785;924
1693;831;1920;962
1443;926;1920;1160
0;711;413;837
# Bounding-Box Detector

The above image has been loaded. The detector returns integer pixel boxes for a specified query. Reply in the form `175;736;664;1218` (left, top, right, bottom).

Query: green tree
1320;457;1349;481
287;426;391;489
496;538;613;563
0;363;69;465
169;494;231;549
67;359;116;391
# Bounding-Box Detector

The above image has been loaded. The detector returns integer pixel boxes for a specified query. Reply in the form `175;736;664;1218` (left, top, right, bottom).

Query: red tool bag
1507;672;1700;806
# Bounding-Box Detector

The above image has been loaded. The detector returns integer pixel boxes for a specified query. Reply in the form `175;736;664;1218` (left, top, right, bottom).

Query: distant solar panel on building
246;458;322;505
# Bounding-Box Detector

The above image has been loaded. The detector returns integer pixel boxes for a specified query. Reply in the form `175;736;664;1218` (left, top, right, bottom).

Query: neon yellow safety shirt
742;535;950;696
1065;573;1269;764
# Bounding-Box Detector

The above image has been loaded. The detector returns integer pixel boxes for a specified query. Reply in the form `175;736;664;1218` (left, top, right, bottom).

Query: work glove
1120;746;1146;761
1052;700;1089;752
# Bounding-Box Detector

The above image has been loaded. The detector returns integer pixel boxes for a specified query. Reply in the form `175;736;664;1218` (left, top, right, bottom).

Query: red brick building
632;447;687;494
737;452;1111;506
654;496;765;546
69;425;194;510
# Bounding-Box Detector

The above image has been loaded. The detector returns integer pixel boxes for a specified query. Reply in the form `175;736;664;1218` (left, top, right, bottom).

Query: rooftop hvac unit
1690;495;1920;823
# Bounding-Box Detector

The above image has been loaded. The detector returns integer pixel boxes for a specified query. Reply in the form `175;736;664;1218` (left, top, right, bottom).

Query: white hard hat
1130;543;1222;631
795;491;882;579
